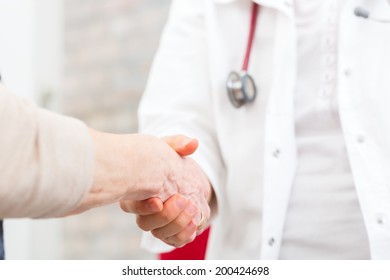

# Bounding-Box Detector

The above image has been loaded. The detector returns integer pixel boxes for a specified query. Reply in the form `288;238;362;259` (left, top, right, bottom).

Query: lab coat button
322;71;333;83
273;149;281;158
268;238;275;246
320;88;331;98
322;36;334;48
377;214;386;225
357;135;365;143
323;54;335;66
344;69;352;76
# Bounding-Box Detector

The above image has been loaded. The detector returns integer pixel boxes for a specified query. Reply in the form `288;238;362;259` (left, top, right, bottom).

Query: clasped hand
69;131;211;247
68;129;212;247
120;135;212;248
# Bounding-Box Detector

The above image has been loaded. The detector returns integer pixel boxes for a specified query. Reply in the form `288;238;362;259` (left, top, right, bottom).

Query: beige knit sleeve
0;84;94;218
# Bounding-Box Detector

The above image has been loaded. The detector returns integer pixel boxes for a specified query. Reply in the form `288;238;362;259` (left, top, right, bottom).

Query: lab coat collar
213;0;294;14
213;0;292;6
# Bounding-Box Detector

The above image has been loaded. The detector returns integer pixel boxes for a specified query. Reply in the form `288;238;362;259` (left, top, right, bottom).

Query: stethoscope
226;3;259;108
226;1;390;109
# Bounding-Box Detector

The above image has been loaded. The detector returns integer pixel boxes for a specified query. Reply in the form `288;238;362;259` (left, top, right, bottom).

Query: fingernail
179;137;194;148
147;201;161;213
175;196;187;210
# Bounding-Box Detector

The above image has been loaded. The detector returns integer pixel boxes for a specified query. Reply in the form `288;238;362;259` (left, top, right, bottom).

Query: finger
151;200;199;239
162;135;199;156
120;197;163;215
186;194;211;233
163;221;197;248
136;194;188;231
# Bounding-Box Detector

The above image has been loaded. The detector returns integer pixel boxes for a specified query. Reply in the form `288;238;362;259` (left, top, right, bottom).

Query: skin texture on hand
120;135;214;248
70;130;213;236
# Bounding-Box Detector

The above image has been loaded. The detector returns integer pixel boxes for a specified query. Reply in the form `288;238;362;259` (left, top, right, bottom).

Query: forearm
0;87;94;218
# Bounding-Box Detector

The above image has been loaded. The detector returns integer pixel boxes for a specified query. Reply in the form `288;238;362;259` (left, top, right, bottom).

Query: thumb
120;197;163;215
162;135;199;156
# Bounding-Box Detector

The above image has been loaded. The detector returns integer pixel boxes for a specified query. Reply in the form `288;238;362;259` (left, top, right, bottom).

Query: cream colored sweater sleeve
0;84;94;218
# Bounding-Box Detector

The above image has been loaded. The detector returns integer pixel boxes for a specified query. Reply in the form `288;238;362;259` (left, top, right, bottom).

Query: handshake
71;130;213;248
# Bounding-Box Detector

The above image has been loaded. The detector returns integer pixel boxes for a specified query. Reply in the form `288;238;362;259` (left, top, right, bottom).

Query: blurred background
0;0;172;259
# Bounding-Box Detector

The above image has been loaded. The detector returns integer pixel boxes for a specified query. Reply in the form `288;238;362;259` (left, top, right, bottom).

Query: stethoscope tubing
242;3;259;72
226;2;259;108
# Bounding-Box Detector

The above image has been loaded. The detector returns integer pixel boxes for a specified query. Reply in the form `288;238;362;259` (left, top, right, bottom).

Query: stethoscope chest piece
226;71;257;108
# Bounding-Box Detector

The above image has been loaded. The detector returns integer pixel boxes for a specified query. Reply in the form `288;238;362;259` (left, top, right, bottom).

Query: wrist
80;128;129;211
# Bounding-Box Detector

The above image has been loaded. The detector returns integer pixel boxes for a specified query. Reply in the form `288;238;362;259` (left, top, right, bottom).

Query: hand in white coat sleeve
135;0;225;251
0;84;94;218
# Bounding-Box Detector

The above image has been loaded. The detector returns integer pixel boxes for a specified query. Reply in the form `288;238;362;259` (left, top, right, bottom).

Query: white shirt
280;0;370;259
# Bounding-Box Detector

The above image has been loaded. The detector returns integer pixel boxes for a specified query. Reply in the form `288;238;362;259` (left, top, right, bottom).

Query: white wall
0;0;35;98
34;0;64;111
0;0;64;259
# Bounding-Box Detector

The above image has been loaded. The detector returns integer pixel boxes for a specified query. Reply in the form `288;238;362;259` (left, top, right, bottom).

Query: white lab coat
139;0;390;259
